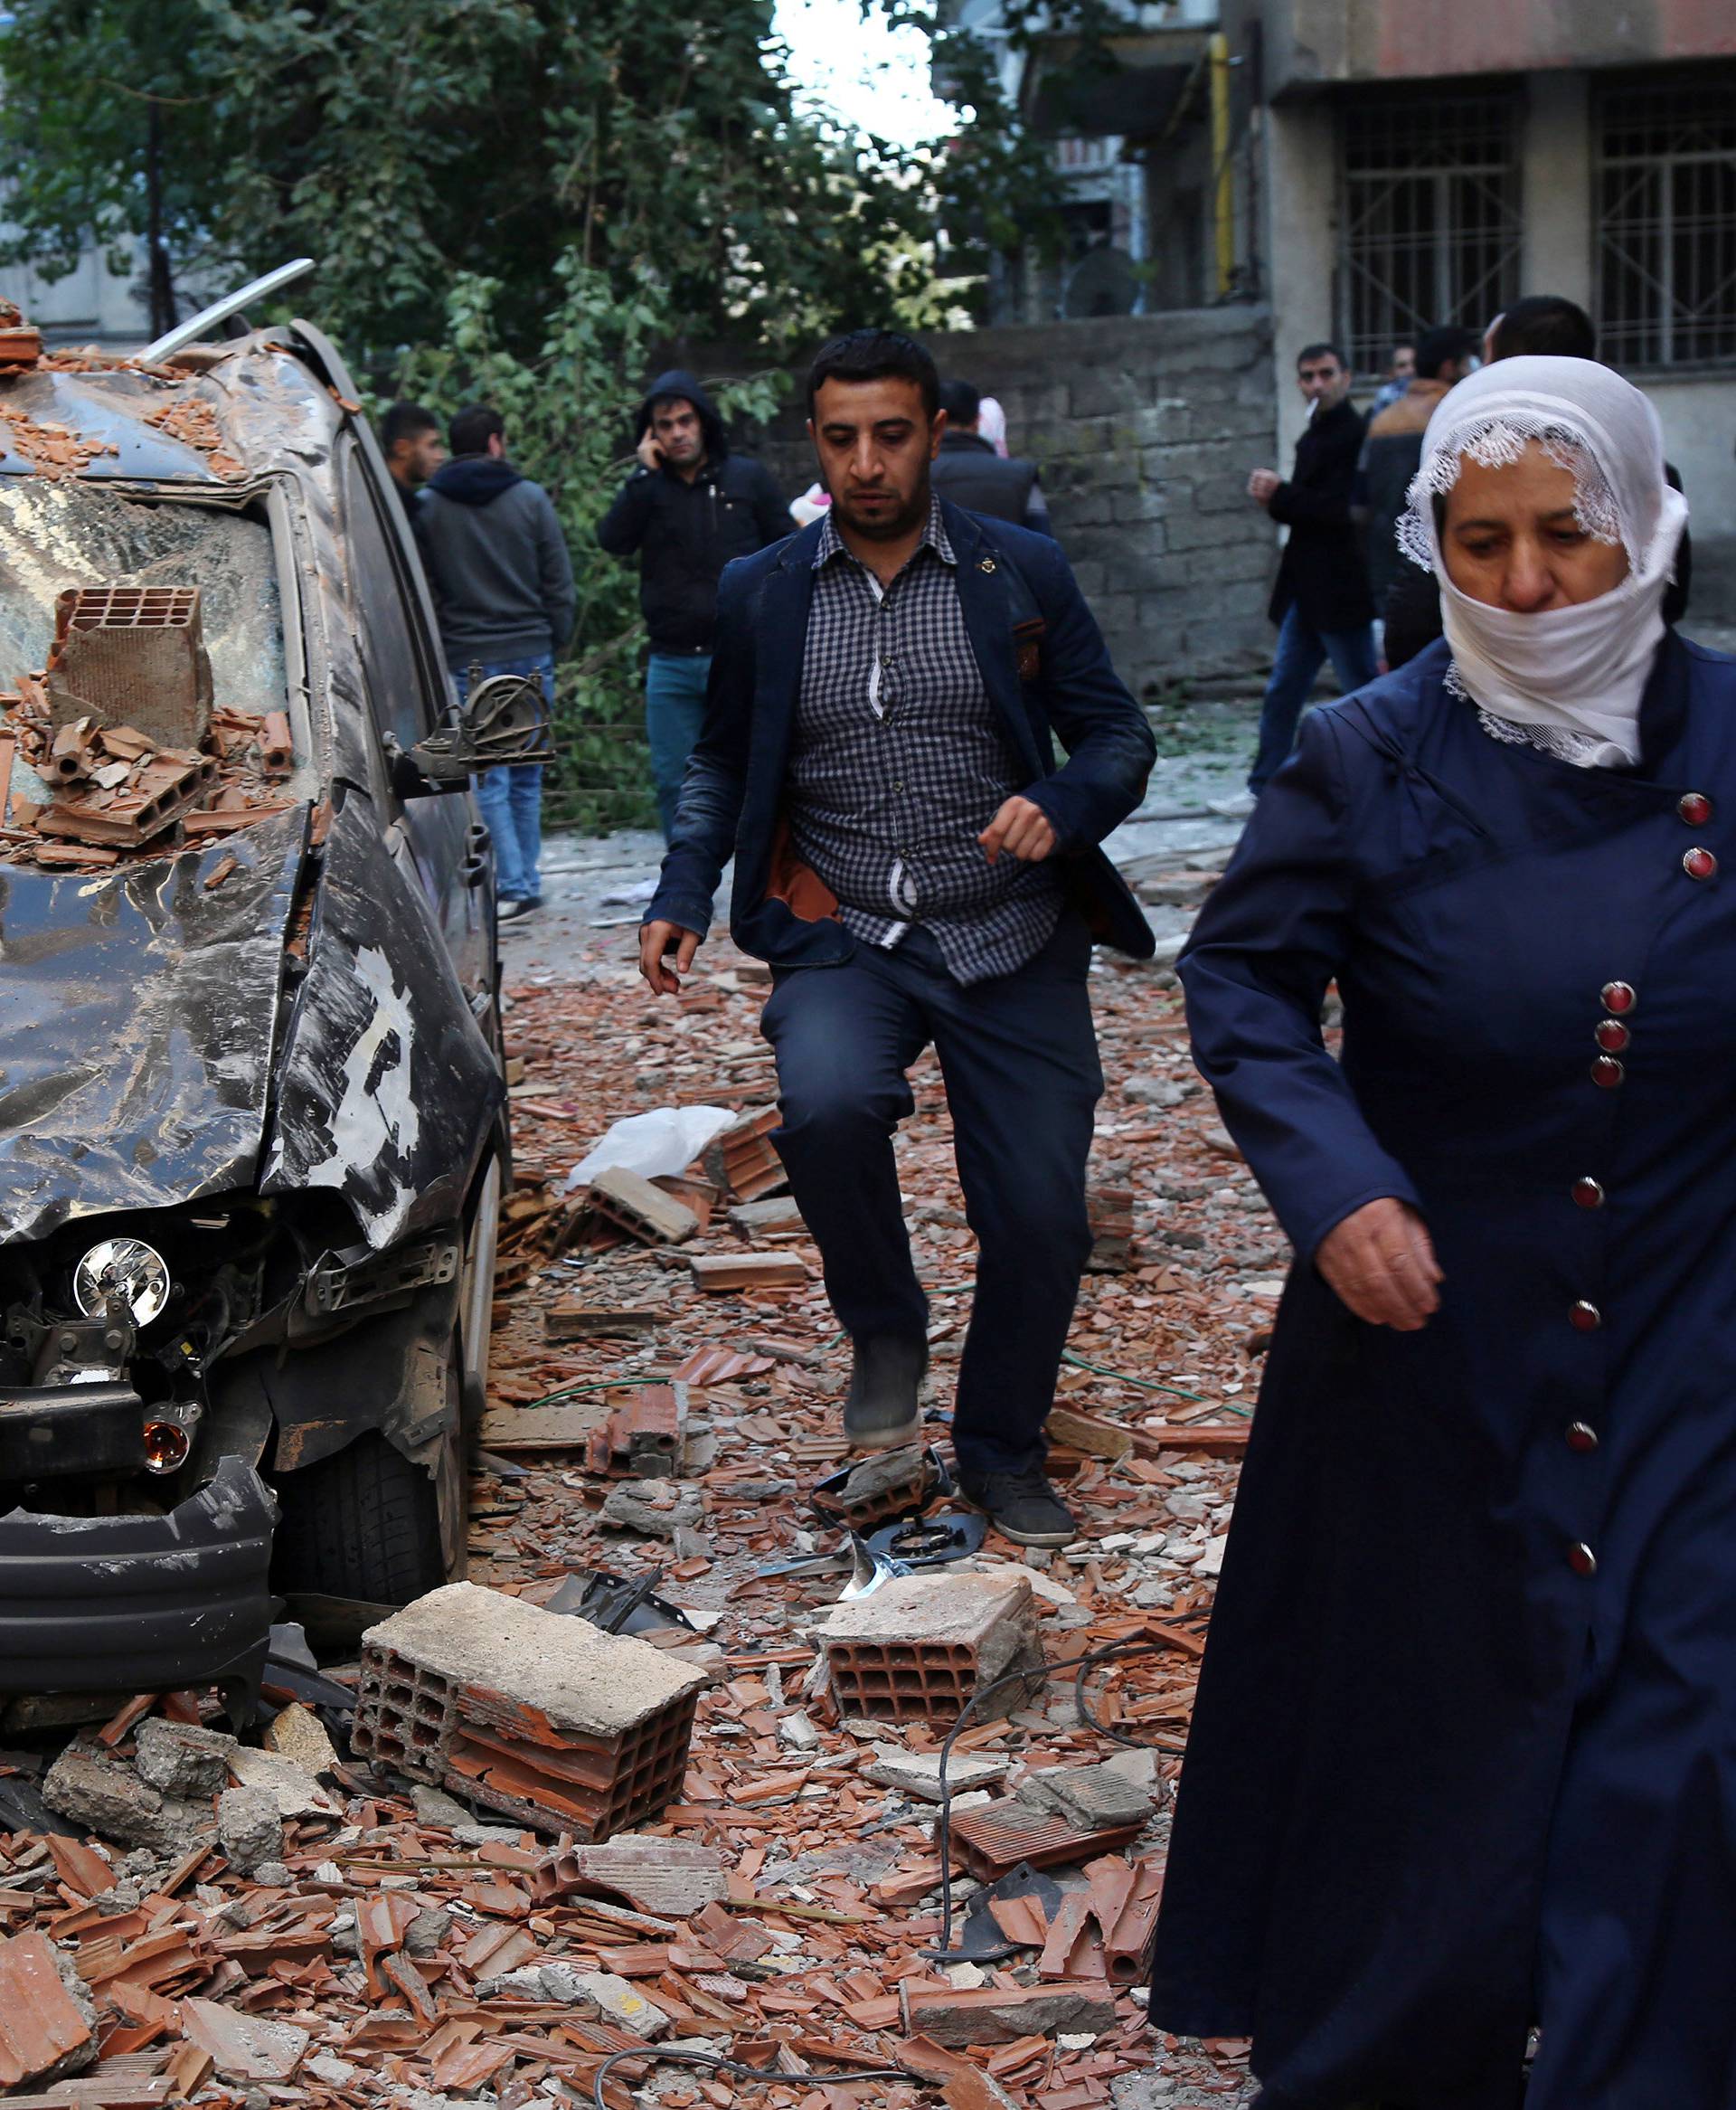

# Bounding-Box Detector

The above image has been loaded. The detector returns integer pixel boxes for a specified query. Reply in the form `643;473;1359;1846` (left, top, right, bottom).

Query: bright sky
772;0;957;148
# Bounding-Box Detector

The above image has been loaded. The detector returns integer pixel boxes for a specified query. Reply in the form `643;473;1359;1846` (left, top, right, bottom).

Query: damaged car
0;308;538;1711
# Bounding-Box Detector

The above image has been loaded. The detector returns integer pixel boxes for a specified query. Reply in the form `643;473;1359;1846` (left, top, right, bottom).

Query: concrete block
587;1164;700;1245
578;1972;672;2039
1162;507;1252;553
816;1571;1043;1725
261;1698;341;1778
1194;469;1260;513
227;1745;343;1818
863;1744;1010;1802
352;1582;707;1839
600;1478;704;1538
1016;1758;1157;1831
1110;487;1172;525
216;1784;283;1874
133;1717;235;1798
42;1741;211;1856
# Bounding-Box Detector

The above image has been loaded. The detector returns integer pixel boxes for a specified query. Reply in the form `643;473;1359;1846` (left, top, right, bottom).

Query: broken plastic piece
545;1566;697;1638
863;1509;988;1569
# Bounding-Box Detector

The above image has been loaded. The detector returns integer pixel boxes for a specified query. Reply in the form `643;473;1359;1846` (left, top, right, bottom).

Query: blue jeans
760;914;1101;1478
458;654;552;903
1249;606;1378;794
646;652;712;842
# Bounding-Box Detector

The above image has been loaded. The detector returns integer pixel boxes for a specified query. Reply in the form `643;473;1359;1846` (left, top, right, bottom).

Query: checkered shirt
786;497;1061;985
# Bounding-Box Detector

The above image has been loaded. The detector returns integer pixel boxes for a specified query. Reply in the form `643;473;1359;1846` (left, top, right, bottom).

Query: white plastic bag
564;1105;736;1191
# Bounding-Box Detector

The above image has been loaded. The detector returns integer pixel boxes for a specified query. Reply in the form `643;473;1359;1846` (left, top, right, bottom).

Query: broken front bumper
0;1455;277;1696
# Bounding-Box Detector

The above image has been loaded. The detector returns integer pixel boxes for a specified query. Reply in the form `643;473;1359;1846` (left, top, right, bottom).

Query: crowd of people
1241;290;1694;796
376;365;1046;902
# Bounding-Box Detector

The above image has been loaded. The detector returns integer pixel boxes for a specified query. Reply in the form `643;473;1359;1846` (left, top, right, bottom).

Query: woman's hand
1316;1198;1442;1330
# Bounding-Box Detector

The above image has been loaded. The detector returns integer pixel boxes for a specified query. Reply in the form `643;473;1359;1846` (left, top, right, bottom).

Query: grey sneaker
842;1336;928;1452
957;1465;1078;1547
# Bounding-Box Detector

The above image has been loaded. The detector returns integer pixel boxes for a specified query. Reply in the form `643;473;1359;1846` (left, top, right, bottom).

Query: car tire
273;1427;448;1606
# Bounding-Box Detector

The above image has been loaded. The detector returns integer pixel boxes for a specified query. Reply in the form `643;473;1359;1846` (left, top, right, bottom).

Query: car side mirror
390;668;554;795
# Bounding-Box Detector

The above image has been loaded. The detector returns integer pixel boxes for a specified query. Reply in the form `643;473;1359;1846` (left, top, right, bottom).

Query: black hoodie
419;452;575;667
597;368;789;653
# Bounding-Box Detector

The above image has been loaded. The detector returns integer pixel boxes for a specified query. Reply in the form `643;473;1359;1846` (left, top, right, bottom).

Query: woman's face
1440;440;1630;611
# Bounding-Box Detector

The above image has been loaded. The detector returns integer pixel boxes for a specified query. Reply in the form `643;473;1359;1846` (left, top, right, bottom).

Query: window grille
1597;76;1736;369
1337;93;1522;375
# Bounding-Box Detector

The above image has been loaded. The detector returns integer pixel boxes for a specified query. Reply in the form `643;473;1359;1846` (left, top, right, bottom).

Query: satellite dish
1063;246;1138;319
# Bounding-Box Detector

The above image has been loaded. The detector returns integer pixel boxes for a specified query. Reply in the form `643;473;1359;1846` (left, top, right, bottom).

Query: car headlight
73;1238;171;1327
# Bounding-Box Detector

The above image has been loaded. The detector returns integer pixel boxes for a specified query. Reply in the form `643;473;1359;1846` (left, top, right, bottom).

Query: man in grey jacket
419;403;575;919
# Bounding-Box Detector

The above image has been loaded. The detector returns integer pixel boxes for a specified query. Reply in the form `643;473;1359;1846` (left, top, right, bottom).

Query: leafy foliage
0;0;1114;826
0;0;957;362
882;0;1127;282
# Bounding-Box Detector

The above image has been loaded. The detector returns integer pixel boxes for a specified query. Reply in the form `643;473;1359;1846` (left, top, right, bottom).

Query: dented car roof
0;333;347;488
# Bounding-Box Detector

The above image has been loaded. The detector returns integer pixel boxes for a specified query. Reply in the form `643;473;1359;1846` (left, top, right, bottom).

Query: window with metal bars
1597;74;1736;369
1336;91;1522;376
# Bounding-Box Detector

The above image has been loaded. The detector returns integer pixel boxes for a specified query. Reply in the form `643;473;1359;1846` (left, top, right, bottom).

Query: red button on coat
1566;1423;1599;1452
1591;1055;1625;1088
1569;1542;1598;1575
1600;981;1636;1014
1571;1301;1602;1331
1594;1019;1630;1054
1572;1177;1606;1209
1684;847;1718;880
1679;792;1713;826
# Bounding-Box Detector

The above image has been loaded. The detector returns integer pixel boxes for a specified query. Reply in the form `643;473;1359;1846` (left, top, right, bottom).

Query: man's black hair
1415;326;1480;380
1489;295;1597;362
448;402;505;458
1297;340;1349;370
381;401;439;452
807;329;939;421
938;376;981;428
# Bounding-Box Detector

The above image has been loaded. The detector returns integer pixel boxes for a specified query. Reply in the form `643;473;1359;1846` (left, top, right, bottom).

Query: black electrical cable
590;2045;919;2107
921;1636;1183;1962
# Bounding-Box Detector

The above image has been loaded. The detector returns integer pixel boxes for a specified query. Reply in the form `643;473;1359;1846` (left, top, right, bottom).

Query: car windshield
0;477;285;716
0;476;300;871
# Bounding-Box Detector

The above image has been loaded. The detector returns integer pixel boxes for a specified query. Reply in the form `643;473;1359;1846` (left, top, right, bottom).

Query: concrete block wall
710;305;1280;697
921;308;1279;693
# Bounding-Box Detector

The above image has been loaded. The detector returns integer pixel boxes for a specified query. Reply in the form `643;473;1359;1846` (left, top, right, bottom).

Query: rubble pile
437;897;1270;2105
0;837;1269;2104
0;587;297;872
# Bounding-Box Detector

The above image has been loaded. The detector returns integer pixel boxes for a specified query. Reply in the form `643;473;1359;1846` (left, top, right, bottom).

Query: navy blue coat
646;499;1156;964
1150;632;1736;2109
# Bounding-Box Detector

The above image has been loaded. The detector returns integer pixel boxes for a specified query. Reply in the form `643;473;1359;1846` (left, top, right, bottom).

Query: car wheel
273;1422;453;1606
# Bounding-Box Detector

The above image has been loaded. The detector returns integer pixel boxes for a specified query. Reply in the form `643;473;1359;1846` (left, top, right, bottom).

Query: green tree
0;0;943;362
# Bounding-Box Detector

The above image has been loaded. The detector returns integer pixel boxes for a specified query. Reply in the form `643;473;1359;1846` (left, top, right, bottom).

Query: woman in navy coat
1147;357;1730;2108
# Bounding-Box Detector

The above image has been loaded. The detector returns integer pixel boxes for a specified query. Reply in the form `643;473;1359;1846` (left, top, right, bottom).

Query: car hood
0;806;308;1243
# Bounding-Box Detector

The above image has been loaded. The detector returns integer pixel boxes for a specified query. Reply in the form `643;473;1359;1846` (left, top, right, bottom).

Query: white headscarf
1399;355;1688;766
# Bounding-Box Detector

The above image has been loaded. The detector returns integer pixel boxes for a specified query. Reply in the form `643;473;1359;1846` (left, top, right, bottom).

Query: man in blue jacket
638;329;1155;1547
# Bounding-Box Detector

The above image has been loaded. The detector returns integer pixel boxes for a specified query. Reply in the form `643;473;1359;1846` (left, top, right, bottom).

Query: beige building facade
1231;0;1736;601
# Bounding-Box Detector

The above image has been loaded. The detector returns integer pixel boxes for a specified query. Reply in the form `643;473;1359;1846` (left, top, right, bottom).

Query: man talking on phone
599;372;788;838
